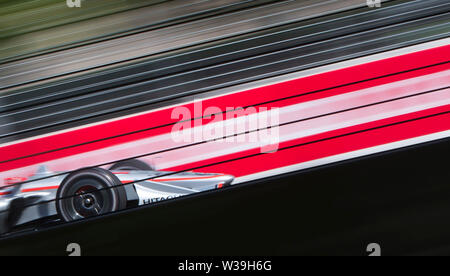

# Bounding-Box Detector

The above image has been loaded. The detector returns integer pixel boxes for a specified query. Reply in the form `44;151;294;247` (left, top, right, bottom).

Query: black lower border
1;137;450;256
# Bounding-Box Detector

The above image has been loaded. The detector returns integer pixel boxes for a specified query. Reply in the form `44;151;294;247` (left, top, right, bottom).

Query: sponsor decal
142;195;181;205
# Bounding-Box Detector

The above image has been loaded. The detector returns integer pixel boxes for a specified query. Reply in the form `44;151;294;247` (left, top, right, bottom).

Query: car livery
0;159;233;235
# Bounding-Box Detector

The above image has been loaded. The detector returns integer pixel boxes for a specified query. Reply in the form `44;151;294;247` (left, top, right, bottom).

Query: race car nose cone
225;176;234;185
215;175;234;189
222;175;234;186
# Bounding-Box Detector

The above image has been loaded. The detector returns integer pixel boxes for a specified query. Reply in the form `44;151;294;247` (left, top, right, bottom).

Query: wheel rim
73;185;105;218
61;177;113;220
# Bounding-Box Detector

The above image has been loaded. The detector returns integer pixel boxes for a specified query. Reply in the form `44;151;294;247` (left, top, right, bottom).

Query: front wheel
56;168;127;222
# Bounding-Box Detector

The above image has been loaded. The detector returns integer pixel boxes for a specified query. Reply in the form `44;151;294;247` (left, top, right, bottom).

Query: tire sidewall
56;168;127;222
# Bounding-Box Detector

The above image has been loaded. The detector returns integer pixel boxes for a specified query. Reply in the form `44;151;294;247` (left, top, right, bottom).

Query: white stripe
1;84;447;183
233;129;450;185
155;88;450;169
0;37;448;148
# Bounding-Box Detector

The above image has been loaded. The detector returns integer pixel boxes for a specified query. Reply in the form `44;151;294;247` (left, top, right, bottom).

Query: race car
0;159;234;235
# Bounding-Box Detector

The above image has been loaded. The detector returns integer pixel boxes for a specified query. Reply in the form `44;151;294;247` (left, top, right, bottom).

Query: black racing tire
56;167;127;222
109;159;154;171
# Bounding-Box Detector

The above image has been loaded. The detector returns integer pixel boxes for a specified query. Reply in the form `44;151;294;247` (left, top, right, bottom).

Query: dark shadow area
1;137;450;256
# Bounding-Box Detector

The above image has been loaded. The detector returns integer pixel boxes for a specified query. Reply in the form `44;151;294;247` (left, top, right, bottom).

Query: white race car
0;159;234;235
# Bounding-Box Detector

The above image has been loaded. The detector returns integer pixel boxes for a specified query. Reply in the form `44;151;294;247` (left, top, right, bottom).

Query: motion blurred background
0;0;449;255
0;0;166;59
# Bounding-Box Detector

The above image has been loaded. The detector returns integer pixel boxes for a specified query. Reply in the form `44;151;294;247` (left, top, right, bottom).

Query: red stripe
21;186;59;193
0;46;448;172
18;107;447;191
4;177;28;184
1;62;447;173
167;104;450;177
0;192;11;196
15;109;450;193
